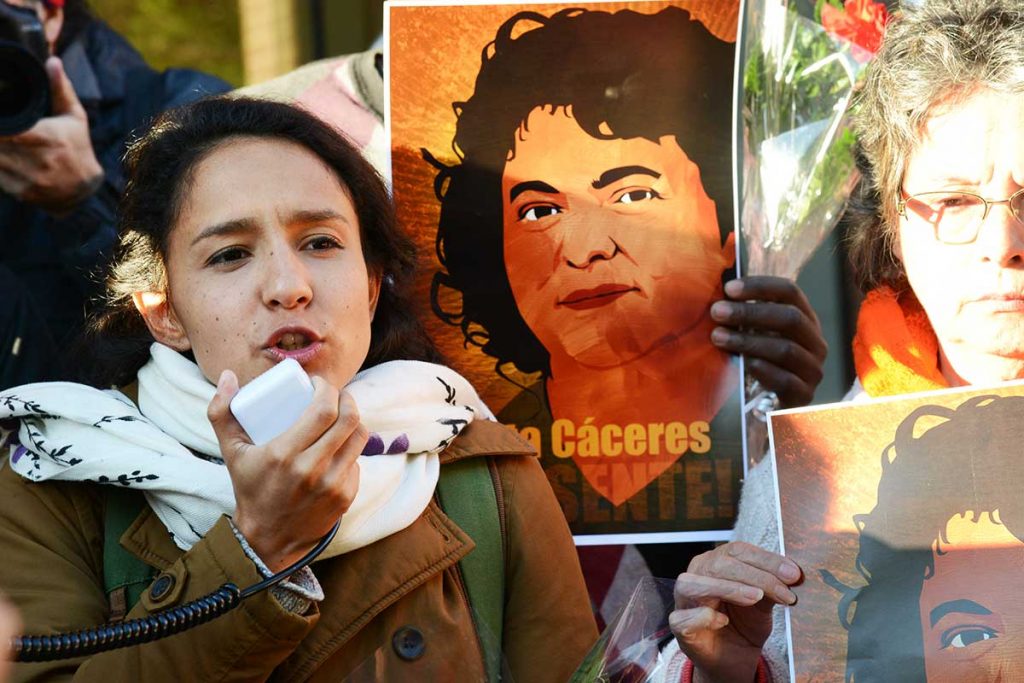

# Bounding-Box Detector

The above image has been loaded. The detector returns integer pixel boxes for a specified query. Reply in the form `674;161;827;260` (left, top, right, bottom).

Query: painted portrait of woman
411;2;743;539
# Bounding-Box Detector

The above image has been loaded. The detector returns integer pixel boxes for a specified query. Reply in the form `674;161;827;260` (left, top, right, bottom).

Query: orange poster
387;0;744;541
771;382;1024;681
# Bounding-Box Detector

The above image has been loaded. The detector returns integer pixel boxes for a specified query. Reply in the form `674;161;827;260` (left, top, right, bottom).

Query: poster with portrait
386;0;744;542
770;381;1024;682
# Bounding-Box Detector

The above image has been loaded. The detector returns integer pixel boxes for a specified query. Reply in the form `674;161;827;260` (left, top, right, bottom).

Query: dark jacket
0;19;228;388
0;419;598;682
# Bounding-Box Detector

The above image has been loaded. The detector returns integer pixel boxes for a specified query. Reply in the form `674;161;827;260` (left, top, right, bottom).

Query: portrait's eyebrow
929;599;993;627
509;180;560;203
591;165;661;190
190;217;259;247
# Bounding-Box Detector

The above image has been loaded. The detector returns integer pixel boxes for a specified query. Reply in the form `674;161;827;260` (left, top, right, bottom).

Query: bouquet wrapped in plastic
570;578;676;683
740;0;886;418
741;0;885;278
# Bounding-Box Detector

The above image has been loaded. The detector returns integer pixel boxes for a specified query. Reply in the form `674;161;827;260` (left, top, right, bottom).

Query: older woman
0;97;595;681
666;0;1024;681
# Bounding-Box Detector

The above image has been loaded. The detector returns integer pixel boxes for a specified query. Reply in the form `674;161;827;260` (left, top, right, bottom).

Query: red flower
821;0;889;55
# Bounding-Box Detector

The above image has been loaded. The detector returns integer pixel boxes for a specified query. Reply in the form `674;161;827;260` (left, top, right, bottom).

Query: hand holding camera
0;3;101;213
0;56;102;213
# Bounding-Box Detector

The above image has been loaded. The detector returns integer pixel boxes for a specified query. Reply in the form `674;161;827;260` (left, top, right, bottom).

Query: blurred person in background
0;0;227;388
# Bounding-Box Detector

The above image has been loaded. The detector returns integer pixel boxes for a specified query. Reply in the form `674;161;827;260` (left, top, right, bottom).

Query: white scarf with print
0;344;491;560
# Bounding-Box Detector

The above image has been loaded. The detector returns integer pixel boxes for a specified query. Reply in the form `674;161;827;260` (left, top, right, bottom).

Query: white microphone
229;358;314;445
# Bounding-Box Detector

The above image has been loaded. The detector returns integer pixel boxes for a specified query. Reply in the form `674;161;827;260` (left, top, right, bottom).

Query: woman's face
899;89;1024;384
142;136;379;388
920;511;1024;682
500;106;733;369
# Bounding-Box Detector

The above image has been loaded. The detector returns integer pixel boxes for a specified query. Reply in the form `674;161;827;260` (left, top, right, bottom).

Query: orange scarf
852;285;949;397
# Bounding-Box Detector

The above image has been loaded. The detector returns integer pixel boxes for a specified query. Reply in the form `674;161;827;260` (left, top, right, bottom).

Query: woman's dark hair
828;395;1024;681
80;96;437;387
427;7;734;378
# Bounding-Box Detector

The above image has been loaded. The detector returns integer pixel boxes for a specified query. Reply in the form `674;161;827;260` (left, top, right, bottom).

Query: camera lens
0;42;49;135
0;65;32;115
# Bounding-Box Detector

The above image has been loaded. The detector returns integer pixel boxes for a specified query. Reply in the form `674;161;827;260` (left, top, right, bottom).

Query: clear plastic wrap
740;0;868;280
570;577;676;683
740;0;881;421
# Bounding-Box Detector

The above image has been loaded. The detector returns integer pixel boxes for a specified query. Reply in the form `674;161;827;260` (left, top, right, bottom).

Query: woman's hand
670;542;801;683
710;276;828;409
207;370;365;572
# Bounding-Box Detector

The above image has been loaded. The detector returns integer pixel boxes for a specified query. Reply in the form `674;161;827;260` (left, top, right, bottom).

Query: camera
0;2;50;135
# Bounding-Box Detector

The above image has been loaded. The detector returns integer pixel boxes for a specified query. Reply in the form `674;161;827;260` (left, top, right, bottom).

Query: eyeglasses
898;188;1024;245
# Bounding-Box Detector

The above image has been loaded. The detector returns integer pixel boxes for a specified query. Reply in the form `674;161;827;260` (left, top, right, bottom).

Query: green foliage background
88;0;243;86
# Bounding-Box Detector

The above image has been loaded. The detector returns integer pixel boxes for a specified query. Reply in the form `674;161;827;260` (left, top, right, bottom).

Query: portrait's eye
519;205;562;222
303;235;343;251
207;247;249;266
614;188;662;205
941;626;998;650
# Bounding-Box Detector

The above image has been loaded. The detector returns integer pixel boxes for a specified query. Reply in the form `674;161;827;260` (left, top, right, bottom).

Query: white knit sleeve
732;456;789;682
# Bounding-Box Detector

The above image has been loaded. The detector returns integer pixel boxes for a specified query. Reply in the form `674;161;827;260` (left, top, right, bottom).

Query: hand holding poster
771;382;1024;682
387;0;744;542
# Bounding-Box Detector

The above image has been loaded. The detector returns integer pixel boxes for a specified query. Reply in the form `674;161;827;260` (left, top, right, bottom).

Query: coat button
149;573;175;602
392;626;425;661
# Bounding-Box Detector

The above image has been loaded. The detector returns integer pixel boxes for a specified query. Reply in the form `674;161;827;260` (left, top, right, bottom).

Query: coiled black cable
12;520;340;662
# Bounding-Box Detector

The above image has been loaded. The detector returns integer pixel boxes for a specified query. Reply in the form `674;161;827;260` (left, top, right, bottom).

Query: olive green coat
0;420;597;682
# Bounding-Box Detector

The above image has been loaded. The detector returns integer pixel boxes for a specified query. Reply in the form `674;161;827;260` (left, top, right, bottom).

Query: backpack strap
436;456;505;683
102;487;157;621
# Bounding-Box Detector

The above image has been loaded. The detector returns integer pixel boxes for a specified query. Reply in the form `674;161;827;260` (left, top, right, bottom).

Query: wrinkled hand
671;542;801;683
710;276;827;409
0;56;103;213
208;370;365;572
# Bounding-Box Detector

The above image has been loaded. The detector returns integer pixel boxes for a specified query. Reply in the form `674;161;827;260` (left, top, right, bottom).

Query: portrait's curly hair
822;395;1024;681
426;7;734;379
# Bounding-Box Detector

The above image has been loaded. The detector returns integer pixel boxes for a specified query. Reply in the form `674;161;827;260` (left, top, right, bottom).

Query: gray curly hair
848;0;1024;291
